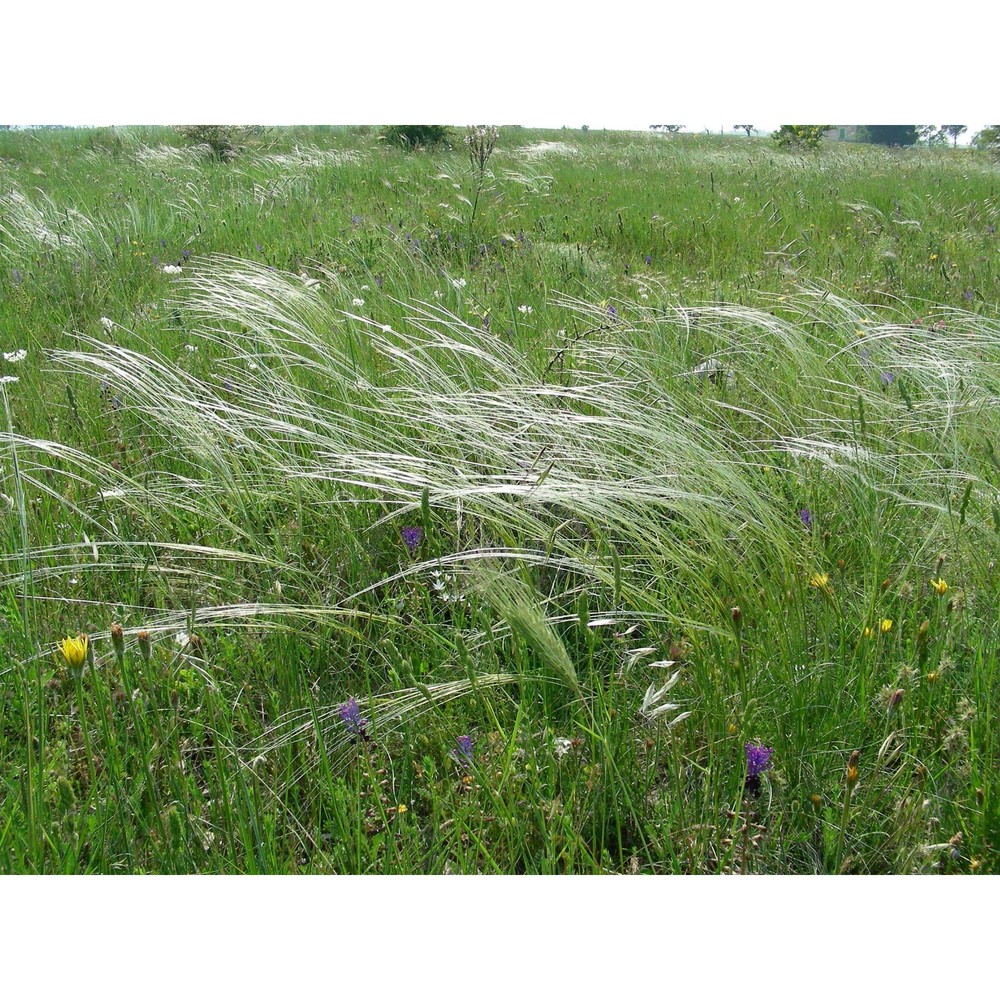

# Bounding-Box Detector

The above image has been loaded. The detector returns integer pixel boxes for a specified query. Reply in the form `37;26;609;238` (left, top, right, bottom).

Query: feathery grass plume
474;568;580;697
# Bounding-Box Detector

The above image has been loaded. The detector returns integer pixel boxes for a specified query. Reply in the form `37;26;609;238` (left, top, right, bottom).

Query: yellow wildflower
809;572;830;589
930;253;938;261
880;618;893;633
929;577;948;596
863;626;874;639
397;804;408;815
59;634;89;672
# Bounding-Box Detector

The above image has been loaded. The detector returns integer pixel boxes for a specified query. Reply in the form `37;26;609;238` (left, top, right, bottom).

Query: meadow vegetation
0;124;998;873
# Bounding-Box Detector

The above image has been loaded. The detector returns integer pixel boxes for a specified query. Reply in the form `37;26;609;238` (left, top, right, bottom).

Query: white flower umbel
100;316;115;332
162;264;183;274
3;349;27;363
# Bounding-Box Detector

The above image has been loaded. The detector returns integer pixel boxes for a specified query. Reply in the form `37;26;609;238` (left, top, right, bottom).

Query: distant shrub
772;125;831;150
173;125;266;162
974;125;1000;155
380;125;453;149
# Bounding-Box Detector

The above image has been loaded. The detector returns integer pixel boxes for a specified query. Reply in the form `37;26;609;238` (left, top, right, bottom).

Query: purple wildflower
11;269;22;286
744;742;774;796
745;742;774;777
338;696;368;737
608;304;618;318
645;255;652;266
401;526;424;554
963;289;974;302
449;735;475;767
182;249;191;260
115;236;123;246
351;214;362;225
159;239;167;248
880;370;895;385
256;244;264;253
799;508;812;529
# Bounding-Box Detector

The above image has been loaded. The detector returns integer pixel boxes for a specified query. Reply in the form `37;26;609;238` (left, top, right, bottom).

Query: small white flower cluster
3;349;27;363
352;297;365;307
100;316;115;332
451;277;467;289
162;264;183;275
517;304;533;315
429;569;466;604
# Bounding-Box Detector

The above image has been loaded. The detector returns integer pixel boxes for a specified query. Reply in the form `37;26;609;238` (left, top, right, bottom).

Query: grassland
0;125;998;873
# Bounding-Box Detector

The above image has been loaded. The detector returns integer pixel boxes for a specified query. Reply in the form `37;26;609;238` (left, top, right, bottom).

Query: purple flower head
11;268;22;286
115;236;123;246
160;239;167;248
338;696;368;737
799;508;812;529
182;248;191;260
745;742;774;778
963;289;974;302
645;255;652;266
449;735;475;767
880;370;895;385
608;304;618;318
256;244;264;253
351;214;362;225
401;526;424;554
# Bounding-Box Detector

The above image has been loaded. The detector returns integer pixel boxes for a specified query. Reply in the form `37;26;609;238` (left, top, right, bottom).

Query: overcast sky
3;4;995;132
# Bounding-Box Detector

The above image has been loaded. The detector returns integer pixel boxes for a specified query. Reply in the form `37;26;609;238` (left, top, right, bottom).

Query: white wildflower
359;284;370;291
381;324;393;333
161;264;183;274
184;344;198;353
432;290;443;299
451;278;467;289
175;630;191;648
517;305;533;314
352;297;365;307
3;349;27;363
100;316;115;332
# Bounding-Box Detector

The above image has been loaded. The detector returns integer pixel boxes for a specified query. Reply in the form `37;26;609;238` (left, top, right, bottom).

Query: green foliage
173;125;266;161
771;125;831;149
860;125;919;146
973;125;1000;152
379;124;453;149
0;126;999;874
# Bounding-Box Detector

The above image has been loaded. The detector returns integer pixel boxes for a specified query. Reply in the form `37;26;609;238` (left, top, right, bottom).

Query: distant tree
380;125;452;149
974;126;1000;153
734;125;756;137
650;125;683;133
860;125;919;146
772;125;831;150
944;125;967;147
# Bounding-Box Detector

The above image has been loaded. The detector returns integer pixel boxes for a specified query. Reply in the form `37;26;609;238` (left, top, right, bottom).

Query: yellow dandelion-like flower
397;804;408;815
929;577;948;596
59;634;89;672
809;572;830;589
930;253;939;261
880;618;893;633
863;626;874;639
